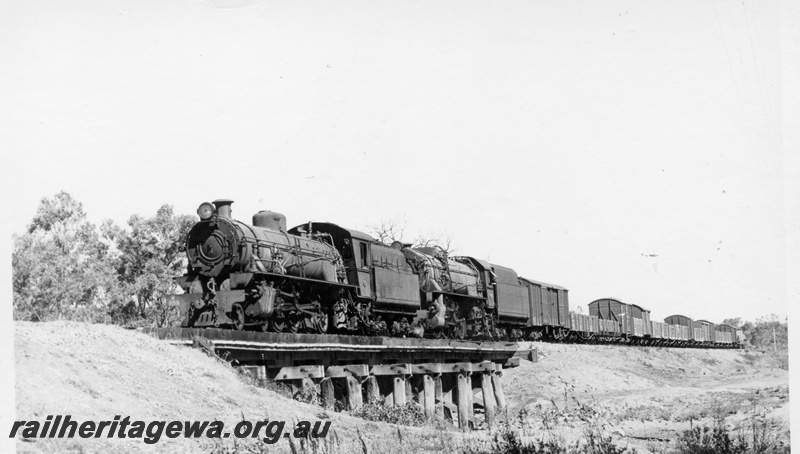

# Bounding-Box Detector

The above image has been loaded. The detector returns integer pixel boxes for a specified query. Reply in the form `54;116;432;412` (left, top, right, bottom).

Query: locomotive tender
169;200;742;347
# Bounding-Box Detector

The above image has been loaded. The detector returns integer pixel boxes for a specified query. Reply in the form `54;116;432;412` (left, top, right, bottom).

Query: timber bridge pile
141;328;534;431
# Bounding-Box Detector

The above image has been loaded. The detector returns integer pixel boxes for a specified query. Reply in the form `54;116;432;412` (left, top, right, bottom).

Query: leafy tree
102;205;195;326
721;317;741;328
721;315;788;351
27;191;88;233
13;192;119;322
13;191;196;327
745;314;788;351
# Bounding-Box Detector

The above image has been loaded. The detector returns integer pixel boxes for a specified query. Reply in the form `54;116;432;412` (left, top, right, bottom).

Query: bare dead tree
367;217;408;246
413;230;455;254
367;218;456;254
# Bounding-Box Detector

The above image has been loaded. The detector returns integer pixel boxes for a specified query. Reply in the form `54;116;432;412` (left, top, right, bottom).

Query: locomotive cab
288;222;421;335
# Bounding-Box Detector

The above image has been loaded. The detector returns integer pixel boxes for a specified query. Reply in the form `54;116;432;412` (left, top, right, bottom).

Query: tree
412;230;455;254
368;216;407;246
13;192;119;322
102;205;195;326
721;317;741;328
28;191;87;233
13;192;198;326
745;314;788;351
723;315;788;351
367;217;456;254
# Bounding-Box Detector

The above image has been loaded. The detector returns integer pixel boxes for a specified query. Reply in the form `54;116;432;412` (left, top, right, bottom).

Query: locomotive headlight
197;202;215;220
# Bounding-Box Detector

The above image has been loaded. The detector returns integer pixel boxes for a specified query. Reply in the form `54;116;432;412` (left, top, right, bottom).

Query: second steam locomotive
169;199;742;347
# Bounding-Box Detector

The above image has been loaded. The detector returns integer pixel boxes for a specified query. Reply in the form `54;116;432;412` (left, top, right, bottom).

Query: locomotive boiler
402;247;494;339
171;200;357;333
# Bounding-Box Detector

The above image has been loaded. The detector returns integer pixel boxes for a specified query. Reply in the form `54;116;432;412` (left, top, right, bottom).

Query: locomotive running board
431;290;487;300
253;272;358;289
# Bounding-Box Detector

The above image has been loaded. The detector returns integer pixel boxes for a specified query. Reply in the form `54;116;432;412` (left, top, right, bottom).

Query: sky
1;0;795;326
1;1;798;449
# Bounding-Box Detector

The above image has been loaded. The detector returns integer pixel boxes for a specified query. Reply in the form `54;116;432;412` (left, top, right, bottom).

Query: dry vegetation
501;342;790;453
14;322;790;453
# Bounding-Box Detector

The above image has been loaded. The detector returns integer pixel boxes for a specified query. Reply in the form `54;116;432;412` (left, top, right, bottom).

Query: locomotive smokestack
213;199;234;219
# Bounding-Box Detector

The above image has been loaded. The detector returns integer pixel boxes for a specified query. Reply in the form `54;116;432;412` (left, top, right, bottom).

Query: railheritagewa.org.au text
10;415;331;444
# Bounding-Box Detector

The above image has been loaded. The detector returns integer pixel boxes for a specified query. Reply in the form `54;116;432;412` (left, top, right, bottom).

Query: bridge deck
139;328;523;368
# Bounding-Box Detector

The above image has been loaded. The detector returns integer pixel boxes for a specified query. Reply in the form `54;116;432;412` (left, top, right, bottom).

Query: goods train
169;200;744;348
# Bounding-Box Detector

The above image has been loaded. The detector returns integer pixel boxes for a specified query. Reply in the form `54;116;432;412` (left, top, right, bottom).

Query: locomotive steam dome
252;210;286;231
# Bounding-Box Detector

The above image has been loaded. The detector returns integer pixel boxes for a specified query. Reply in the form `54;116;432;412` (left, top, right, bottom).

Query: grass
200;385;642;454
199;393;792;454
215;366;789;454
350;398;430;426
739;349;790;371
699;356;719;366
201;413;637;454
615;404;672;423
463;391;637;454
462;411;636;454
202;426;352;454
674;415;790;454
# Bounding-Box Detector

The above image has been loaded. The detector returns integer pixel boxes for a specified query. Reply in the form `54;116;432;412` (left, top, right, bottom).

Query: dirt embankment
13;322;463;454
13;323;790;453
505;342;790;452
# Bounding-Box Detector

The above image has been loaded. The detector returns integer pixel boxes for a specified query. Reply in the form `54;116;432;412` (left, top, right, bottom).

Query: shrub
203;427;344;454
462;422;634;454
699;356;719;366
676;416;790;454
463;425;567;454
676;422;748;454
350;398;428;426
463;396;636;454
293;385;320;406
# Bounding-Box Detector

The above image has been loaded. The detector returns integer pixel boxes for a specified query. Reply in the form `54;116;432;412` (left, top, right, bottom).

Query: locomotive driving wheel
314;312;329;334
288;318;303;334
268;318;286;333
231;304;245;331
452;321;466;340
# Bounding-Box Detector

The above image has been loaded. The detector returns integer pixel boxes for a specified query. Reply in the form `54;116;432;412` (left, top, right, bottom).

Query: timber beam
258;359;512;432
141;328;530;432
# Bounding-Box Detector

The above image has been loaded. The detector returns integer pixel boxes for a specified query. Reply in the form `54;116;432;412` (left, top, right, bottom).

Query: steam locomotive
169;199;743;347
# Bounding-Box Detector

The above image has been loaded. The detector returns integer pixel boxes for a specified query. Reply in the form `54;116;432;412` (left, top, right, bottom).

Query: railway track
140;327;524;366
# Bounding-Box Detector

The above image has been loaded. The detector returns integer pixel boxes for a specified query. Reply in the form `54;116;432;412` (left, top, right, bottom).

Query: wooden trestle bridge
141;328;536;431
